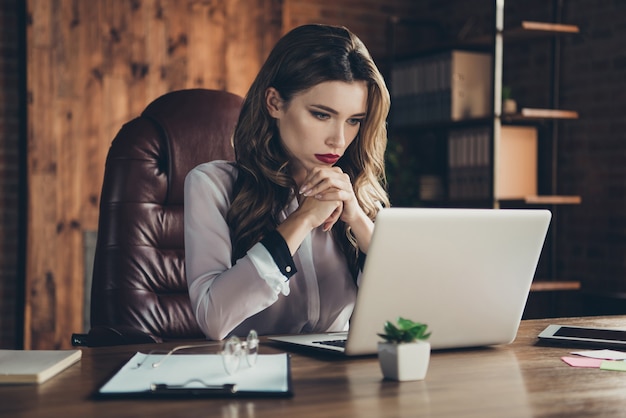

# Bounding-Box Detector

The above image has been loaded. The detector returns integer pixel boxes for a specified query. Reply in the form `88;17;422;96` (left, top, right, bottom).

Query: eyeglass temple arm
151;342;220;368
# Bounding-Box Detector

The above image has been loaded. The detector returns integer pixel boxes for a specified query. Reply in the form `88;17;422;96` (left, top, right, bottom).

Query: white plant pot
377;341;430;381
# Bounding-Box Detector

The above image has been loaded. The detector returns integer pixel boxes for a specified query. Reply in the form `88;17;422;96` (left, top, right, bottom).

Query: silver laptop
268;207;551;355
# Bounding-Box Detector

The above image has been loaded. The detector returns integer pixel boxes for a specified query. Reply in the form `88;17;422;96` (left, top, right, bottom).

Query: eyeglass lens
246;329;259;366
221;330;259;375
222;337;242;375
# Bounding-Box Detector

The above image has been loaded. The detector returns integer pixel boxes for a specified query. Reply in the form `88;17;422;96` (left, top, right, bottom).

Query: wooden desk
3;316;626;417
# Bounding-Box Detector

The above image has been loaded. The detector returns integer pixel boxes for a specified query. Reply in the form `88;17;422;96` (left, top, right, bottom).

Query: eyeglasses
141;329;259;375
221;329;259;375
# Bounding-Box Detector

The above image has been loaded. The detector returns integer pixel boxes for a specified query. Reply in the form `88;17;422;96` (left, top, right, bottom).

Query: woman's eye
311;111;330;120
347;118;363;126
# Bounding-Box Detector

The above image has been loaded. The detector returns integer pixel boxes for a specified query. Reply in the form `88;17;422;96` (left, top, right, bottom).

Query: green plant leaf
378;317;430;343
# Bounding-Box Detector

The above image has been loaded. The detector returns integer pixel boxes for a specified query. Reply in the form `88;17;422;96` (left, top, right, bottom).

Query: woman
184;24;390;341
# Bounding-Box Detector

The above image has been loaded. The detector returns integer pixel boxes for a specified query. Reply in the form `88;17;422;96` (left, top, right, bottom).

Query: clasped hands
298;166;361;232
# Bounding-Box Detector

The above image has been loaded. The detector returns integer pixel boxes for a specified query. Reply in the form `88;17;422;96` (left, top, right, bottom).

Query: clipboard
96;352;293;398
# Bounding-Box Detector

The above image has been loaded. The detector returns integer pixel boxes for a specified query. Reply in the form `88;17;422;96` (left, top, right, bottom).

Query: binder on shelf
447;127;491;200
447;125;537;201
391;49;492;126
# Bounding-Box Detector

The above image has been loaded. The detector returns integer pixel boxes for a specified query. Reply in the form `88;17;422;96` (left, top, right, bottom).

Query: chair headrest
141;89;242;203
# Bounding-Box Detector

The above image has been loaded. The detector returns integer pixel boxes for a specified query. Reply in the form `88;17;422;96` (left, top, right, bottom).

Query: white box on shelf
450;50;492;121
496;125;538;200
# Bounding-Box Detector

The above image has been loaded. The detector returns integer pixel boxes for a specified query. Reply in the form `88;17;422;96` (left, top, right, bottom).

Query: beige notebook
0;349;82;384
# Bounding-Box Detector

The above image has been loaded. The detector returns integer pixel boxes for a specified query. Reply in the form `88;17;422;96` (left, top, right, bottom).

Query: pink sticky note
561;356;603;368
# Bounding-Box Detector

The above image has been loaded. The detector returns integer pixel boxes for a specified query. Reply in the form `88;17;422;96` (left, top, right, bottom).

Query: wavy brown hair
227;24;390;276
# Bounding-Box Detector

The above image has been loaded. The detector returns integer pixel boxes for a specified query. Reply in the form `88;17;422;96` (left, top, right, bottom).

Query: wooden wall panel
25;0;281;349
25;0;412;349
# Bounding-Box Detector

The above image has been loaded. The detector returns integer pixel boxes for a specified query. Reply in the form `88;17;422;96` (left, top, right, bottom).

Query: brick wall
447;0;626;301
557;0;626;298
0;0;24;349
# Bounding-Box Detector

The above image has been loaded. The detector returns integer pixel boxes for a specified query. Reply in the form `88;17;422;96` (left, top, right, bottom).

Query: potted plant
377;317;431;381
502;85;518;114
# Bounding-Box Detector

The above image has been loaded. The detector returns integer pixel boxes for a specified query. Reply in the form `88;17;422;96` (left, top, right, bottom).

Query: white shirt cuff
247;242;291;296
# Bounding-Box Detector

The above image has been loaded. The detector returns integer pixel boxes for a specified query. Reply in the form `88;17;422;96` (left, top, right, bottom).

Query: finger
322;205;343;232
314;188;350;202
303;172;351;198
300;167;345;196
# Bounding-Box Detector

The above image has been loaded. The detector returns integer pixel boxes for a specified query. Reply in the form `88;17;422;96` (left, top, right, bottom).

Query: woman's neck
290;166;307;189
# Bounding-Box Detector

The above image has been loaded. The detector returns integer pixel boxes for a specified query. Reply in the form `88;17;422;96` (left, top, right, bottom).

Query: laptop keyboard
313;339;346;348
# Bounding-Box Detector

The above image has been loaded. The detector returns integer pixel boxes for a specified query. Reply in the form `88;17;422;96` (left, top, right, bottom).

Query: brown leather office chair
75;89;243;346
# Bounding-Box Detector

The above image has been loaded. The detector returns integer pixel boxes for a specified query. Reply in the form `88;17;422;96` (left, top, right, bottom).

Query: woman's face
266;80;368;184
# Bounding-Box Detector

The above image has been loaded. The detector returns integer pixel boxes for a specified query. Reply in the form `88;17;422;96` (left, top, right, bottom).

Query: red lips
315;154;340;164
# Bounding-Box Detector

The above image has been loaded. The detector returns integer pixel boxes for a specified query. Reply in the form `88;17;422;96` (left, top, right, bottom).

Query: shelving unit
386;0;582;301
509;108;579;120
491;1;581;211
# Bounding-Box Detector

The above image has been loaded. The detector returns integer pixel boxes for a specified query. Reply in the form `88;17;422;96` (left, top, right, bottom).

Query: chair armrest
71;326;159;347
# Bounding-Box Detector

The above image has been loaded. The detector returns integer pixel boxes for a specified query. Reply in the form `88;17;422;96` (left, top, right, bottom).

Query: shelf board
521;21;579;33
383;21;580;61
392;107;579;130
504;108;579;120
417;199;494;209
422;195;581;207
390;116;493;132
530;280;581;292
524;195;582;205
515;21;580;36
466;20;580;45
502;21;580;43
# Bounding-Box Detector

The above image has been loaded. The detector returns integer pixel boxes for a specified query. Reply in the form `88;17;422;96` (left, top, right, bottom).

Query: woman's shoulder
188;160;237;180
185;160;239;192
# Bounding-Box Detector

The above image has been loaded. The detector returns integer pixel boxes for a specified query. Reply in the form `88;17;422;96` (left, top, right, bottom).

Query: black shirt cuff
260;230;297;279
358;251;367;272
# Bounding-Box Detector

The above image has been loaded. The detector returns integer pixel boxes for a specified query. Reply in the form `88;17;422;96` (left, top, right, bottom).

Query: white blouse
184;161;358;341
